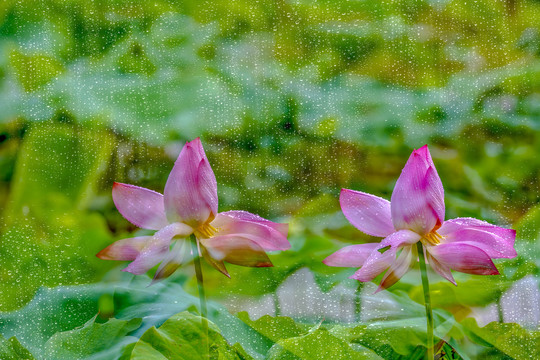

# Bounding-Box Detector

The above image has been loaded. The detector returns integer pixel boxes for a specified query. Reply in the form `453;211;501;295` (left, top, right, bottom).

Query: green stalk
355;282;364;323
273;291;281;316
272;270;282;316
416;242;434;360
496;296;504;323
191;234;209;359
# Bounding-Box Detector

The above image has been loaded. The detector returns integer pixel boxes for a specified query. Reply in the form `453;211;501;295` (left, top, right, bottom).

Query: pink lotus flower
98;138;290;281
323;145;516;292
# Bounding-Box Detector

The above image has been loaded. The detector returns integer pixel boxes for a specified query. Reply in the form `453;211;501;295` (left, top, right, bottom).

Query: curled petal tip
413;145;430;157
147;279;161;287
96;247;117;261
509;228;517;240
349;274;368;282
188;137;203;151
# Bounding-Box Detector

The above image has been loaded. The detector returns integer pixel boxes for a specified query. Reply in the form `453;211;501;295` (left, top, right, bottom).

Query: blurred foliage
3;279;537;359
0;0;540;358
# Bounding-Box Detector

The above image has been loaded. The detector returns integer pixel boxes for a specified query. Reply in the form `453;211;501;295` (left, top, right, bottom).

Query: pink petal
391;145;445;235
122;222;193;275
350;230;421;282
201;235;273;267
152;241;188;283
350;248;396;282
439;227;517;259
96;236;151;261
428;243;499;275
210;211;290;251
339;189;395;237
427;251;456;285
439;217;516;251
163;138;218;227
197;157;218;219
217;210;288;238
323;243;379;267
112;183;169;230
376;245;414;292
201;245;229;277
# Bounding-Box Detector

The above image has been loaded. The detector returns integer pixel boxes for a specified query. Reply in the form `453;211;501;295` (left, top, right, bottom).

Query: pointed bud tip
96;249;109;260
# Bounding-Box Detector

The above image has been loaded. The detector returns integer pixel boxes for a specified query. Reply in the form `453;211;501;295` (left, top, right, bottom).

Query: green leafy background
0;0;540;358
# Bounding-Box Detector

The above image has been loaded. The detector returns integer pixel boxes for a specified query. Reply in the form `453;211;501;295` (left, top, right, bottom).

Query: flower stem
496;296;504;323
355;282;364;323
191;234;209;359
416;242;434;360
273;291;281;316
271;269;281;316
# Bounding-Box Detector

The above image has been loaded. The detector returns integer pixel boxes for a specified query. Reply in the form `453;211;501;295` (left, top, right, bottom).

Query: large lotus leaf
0;273;272;359
236;312;306;343
234;291;461;360
43;316;142;360
0;283;118;356
461;318;540;359
0;334;35;360
128;311;250;360
234;311;381;359
267;327;379;360
0;275;190;354
344;291;464;359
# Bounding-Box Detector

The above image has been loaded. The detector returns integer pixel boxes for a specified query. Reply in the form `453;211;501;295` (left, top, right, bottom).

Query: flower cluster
99;141;516;291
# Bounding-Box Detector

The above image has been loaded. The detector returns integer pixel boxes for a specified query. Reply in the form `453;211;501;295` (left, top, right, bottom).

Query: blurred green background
0;0;540;359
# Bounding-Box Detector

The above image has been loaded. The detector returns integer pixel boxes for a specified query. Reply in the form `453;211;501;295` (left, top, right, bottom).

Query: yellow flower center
194;222;217;239
422;231;444;246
